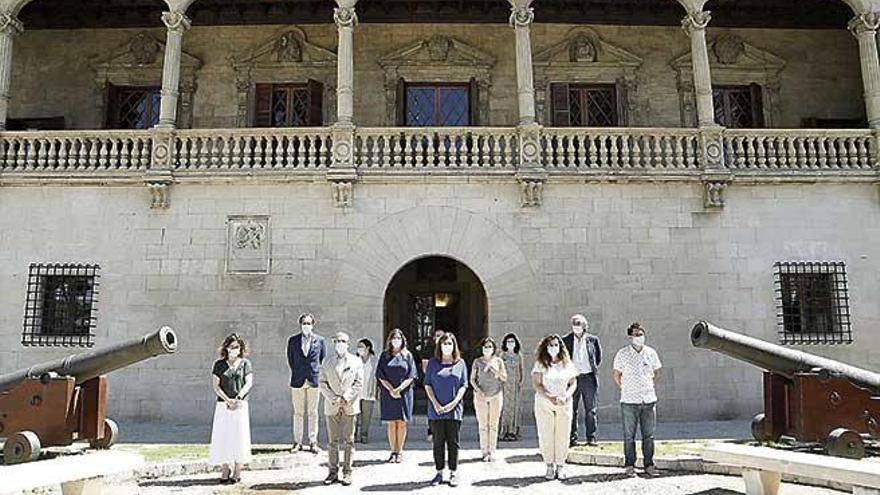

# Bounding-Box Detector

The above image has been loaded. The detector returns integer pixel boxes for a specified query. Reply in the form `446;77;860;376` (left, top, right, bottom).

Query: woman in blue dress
376;328;418;463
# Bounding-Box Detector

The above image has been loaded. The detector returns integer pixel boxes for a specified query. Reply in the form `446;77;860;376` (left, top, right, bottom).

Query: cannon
0;326;178;464
691;321;880;459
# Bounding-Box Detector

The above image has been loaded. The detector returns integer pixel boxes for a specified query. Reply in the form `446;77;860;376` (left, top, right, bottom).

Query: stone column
850;13;880;129
334;0;358;125
157;11;191;129
681;10;715;127
0;13;23;130
509;0;536;126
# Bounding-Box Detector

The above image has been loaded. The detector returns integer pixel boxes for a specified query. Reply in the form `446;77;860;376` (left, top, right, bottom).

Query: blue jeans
571;373;598;442
621;402;656;468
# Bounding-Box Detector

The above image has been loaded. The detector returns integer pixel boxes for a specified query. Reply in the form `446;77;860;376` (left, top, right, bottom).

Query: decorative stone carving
333;6;358;28
147;181;171;209
509;5;534;28
519;178;544;208
91;32;202;128
0;12;23;36
703;181;728;209
533;27;643;125
671;34;786;127
331;180;354;208
226;215;271;274
378;36;496;125
231;27;337;127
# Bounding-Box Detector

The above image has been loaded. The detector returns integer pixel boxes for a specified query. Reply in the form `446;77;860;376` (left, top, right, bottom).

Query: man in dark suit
287;312;327;453
562;314;602;446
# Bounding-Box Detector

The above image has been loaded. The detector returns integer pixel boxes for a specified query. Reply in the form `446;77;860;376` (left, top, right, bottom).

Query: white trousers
209;401;252;465
291;385;321;445
534;394;573;465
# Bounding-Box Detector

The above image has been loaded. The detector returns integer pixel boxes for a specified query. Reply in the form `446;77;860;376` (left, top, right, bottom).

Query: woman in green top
209;333;253;484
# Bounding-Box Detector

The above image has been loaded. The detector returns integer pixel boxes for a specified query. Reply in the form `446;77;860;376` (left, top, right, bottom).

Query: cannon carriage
691;321;880;459
0;326;178;464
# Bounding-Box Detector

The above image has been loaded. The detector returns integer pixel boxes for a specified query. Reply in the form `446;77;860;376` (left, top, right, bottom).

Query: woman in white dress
209;333;254;484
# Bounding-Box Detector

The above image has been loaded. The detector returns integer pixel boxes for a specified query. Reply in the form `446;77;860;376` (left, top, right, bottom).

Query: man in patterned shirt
612;322;662;478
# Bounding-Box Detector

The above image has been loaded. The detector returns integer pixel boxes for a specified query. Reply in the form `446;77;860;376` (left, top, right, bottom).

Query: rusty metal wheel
90;418;119;449
3;430;41;465
825;428;865;459
750;413;779;442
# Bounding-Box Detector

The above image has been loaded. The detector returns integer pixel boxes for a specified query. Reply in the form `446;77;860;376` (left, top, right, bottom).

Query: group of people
207;312;663;486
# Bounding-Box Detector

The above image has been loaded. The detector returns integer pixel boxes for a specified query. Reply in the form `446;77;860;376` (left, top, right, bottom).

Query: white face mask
441;343;455;357
335;342;349;355
631;335;646;348
301;324;313;335
505;340;515;351
391;338;403;350
357;346;368;357
482;346;494;358
547;345;560;358
572;325;584;335
227;348;240;359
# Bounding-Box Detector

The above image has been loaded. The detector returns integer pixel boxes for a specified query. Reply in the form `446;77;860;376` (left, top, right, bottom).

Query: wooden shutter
550;83;571;127
468;77;479;126
307;79;324;126
105;83;119;129
614;79;628;127
395;77;406;126
254;83;273;127
749;83;765;128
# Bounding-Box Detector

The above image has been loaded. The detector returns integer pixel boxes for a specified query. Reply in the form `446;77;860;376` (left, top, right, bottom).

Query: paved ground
106;418;845;495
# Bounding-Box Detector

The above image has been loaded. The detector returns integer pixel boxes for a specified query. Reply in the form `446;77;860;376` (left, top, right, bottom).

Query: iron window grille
568;84;619;127
23;263;100;347
107;85;161;130
774;261;851;345
713;84;764;129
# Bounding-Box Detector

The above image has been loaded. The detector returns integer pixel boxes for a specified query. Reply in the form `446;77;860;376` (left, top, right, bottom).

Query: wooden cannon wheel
825;428;865;459
3;430;41;465
750;413;781;442
89;418;119;449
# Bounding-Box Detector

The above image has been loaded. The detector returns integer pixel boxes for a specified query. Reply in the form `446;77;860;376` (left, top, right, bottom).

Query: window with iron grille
253;80;324;127
713;84;764;128
106;85;161;129
774;261;851;345
23;264;100;347
401;82;473;127
550;82;627;127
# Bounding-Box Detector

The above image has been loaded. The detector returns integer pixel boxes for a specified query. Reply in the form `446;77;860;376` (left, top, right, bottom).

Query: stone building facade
0;0;879;427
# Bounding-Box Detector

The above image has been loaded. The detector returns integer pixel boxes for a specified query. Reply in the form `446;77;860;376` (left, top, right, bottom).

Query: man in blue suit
287;312;327;453
562;314;602;446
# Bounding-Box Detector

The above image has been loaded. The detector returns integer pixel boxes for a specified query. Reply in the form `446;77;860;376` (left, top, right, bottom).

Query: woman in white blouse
531;334;578;481
356;338;378;443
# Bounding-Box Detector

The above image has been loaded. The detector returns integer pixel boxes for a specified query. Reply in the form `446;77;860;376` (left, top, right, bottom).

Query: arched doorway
383;256;488;412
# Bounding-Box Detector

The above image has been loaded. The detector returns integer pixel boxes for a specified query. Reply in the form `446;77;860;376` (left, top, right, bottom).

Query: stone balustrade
0;127;876;179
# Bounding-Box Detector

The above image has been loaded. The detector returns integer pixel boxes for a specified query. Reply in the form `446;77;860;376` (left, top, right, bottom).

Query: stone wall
8;23;864;129
0;180;877;425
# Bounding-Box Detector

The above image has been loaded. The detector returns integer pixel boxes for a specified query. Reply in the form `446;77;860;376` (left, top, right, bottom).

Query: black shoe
324;473;339;485
586;438;598;446
569;439;578;448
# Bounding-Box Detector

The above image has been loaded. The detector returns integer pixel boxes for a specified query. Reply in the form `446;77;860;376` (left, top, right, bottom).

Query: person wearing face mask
319;332;364;486
376;328;418;463
470;337;507;462
531;334;578;481
209;334;253;484
421;328;446;442
562;314;603;447
424;333;468;486
355;338;378;444
286;313;327;453
612;322;662;478
500;333;524;441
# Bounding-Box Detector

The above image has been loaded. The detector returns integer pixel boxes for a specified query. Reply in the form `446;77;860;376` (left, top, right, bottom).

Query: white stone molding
0;11;22;130
91;31;202;128
377;35;496;125
703;179;728;208
334;2;358;125
533;27;644;125
157;11;191;129
672;32;786;127
327;167;356;208
226;215;271;274
509;0;536;126
231;27;338;128
518;177;544;207
145;170;173;209
849;12;880;129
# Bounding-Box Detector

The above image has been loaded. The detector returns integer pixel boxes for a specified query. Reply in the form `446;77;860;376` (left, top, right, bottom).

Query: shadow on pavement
360;480;433;492
683;490;741;495
139;478;223;488
503;453;542;464
250;481;327;491
471;475;551;488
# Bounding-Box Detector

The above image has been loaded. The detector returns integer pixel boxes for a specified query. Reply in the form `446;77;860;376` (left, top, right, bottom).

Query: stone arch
331;206;539;343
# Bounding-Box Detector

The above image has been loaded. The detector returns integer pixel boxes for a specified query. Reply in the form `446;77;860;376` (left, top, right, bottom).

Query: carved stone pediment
231;27;337;70
671;33;786;127
533;28;644;125
378;35;496;70
534;27;642;71
231;27;338;127
90;31;202;128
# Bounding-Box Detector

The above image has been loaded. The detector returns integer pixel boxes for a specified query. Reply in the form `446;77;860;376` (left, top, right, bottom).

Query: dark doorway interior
384;256;488;413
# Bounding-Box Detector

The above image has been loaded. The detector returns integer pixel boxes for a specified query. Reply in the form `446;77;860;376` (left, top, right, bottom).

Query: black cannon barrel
691;321;880;394
0;326;178;393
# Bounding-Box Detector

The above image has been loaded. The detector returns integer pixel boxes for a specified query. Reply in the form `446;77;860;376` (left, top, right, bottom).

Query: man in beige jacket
319;331;364;486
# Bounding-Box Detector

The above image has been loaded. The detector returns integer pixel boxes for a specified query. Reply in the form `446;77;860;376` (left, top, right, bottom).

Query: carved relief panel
226;215;271;274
